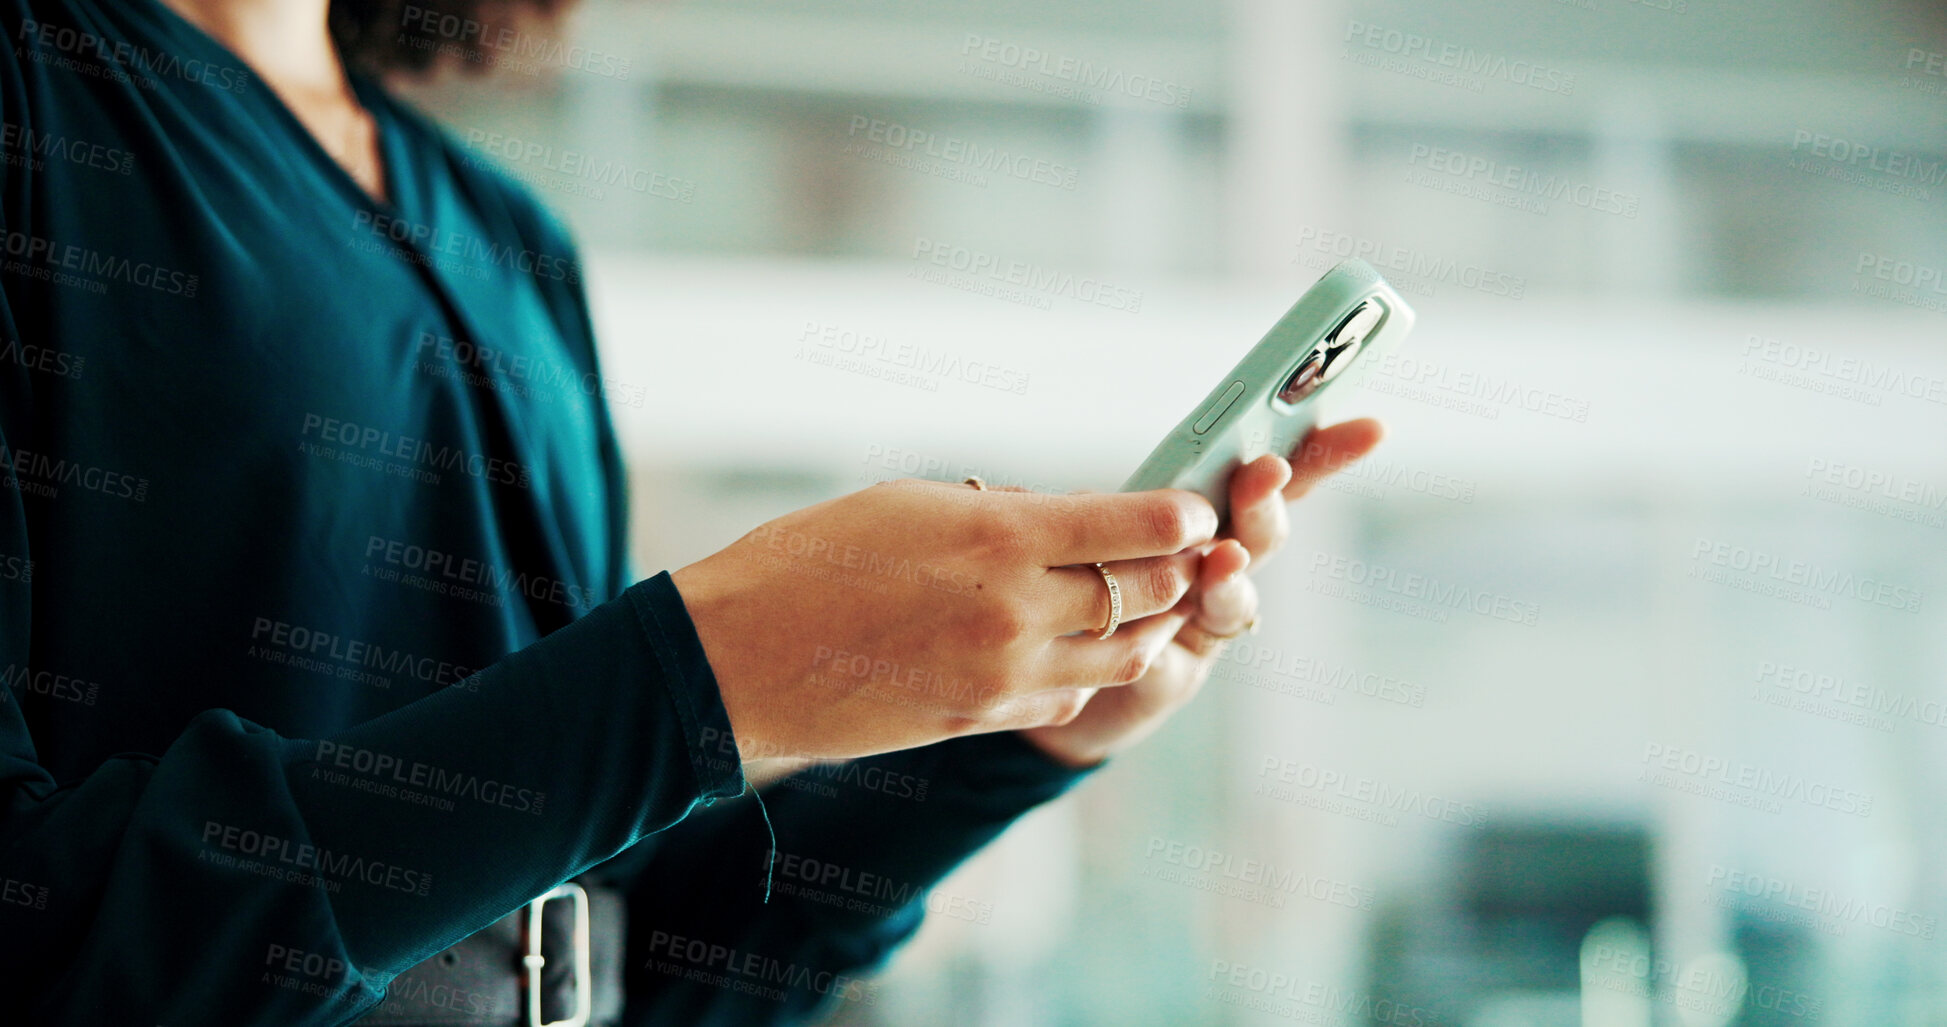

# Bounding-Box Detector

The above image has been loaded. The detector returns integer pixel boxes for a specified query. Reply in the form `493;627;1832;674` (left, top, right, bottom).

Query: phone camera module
1278;300;1383;404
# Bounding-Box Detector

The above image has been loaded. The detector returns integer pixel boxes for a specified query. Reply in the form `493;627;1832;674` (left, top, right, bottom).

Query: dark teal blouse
0;1;1088;1023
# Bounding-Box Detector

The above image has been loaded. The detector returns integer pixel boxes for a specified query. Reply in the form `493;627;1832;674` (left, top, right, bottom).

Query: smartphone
1120;259;1415;523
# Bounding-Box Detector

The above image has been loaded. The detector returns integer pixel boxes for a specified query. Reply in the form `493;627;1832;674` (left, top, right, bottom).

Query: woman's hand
1020;419;1387;768
673;480;1219;761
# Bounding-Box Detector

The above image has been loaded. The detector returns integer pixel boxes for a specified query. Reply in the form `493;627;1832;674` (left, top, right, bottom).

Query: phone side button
1192;380;1248;434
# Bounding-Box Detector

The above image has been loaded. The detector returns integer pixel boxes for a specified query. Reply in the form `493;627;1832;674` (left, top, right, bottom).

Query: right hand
672;479;1218;761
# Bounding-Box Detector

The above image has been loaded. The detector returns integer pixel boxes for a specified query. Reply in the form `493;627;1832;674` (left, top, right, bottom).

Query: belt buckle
523;882;592;1027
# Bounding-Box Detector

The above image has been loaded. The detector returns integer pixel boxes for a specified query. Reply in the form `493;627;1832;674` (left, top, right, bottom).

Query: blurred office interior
397;0;1947;1022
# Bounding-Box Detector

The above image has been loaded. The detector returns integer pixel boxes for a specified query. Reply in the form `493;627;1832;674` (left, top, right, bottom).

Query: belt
357;881;625;1027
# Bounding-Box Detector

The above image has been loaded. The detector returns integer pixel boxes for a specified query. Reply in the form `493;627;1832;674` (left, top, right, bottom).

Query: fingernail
1224;542;1251;581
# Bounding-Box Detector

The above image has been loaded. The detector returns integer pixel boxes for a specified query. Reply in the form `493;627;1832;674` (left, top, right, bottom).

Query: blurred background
398;0;1947;1022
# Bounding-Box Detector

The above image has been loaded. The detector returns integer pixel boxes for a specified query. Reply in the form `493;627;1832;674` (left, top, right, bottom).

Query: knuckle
967;667;1016;710
1049;693;1088;726
962;602;1032;649
1114;646;1154;685
973;512;1037;563
1131;558;1182;608
939;713;983;737
1140;496;1190;548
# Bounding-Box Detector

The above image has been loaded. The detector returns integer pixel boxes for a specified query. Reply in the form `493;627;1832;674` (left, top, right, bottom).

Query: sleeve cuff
915;729;1100;811
625;571;747;803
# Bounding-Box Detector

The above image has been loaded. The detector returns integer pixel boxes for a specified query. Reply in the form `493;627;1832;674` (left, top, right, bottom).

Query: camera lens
1317;301;1383;385
1278;350;1325;403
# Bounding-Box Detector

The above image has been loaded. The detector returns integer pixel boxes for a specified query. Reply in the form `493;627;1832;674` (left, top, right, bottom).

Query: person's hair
330;0;574;76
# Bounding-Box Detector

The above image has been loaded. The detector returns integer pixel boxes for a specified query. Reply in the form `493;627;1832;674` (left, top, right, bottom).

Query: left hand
1020;418;1387;768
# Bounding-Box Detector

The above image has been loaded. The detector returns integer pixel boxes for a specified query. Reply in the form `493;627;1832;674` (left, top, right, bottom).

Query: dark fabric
0;1;1096;1024
621;731;1091;1026
0;1;744;1022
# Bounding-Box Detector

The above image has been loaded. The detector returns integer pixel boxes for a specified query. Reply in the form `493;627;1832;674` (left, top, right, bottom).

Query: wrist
670;560;784;763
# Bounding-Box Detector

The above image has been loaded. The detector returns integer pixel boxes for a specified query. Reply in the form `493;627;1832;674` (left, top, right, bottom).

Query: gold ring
1093;562;1122;640
963;476;987;491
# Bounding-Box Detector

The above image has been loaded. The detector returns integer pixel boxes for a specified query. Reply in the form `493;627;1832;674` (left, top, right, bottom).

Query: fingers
1022;488;1218;566
1284;418;1386;501
1040;610;1187;689
1043;549;1199;637
1227;454;1293;561
984;686;1099;732
1175;543;1257;657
